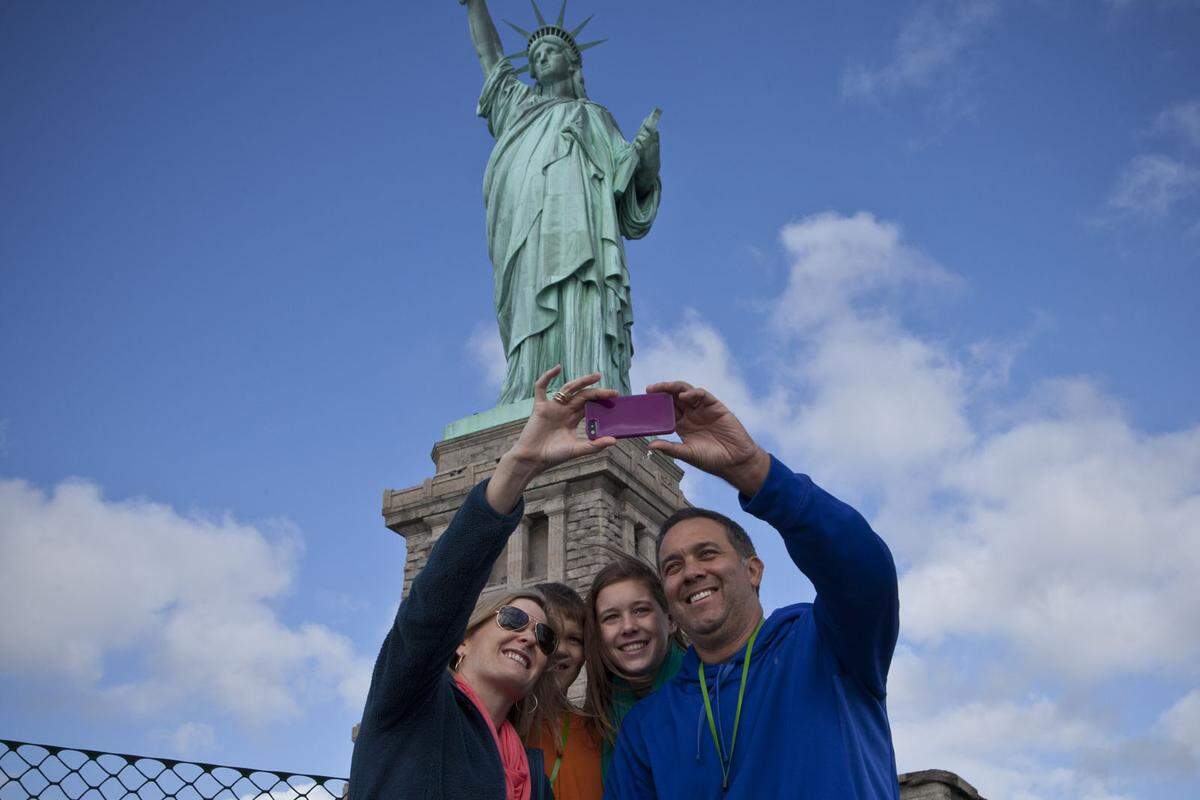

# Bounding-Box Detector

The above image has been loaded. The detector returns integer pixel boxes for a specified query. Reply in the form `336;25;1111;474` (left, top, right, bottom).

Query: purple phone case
584;393;676;440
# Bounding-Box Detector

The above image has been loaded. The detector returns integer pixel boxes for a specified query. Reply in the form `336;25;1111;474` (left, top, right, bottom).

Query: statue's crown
504;1;606;76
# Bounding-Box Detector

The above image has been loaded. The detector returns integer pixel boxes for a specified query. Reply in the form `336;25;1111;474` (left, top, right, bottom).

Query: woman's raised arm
358;367;617;728
486;366;619;513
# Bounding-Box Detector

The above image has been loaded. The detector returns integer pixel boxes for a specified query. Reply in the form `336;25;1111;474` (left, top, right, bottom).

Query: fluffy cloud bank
902;388;1200;678
634;210;1200;798
0;479;371;725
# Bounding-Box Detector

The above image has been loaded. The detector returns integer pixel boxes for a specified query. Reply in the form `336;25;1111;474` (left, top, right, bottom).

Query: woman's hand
486;366;618;513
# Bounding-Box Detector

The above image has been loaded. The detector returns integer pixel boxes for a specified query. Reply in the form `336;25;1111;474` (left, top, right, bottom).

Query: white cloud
631;310;790;436
631;311;793;508
1159;689;1200;761
965;332;1031;392
1101;101;1200;230
0;479;372;725
773;211;959;331
634;209;1200;797
901;382;1200;679
168;721;216;755
639;212;1200;685
889;664;1200;796
1154;100;1200;148
772;213;972;492
783;315;973;491
841;1;999;101
1107;153;1200;218
466;321;508;394
237;783;340;800
893;690;1120;799
1106;0;1200;13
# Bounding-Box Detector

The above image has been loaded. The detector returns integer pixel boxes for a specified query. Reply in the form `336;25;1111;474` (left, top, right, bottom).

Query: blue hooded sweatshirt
604;456;900;799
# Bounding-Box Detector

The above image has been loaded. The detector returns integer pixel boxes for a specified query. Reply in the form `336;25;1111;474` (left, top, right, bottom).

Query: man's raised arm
645;380;899;698
741;457;898;698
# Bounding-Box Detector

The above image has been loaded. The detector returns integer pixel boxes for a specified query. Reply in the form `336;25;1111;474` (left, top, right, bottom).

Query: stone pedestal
382;416;689;601
899;771;985;800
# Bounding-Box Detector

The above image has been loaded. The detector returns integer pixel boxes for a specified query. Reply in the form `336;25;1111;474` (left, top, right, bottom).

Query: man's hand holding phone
643;380;771;497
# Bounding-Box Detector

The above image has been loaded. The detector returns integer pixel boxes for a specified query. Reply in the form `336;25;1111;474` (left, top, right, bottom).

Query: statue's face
531;40;571;85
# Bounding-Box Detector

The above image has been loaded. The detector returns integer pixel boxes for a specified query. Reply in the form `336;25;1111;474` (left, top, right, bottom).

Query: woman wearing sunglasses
348;367;618;800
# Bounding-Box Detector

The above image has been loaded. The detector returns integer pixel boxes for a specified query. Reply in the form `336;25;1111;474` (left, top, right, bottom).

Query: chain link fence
0;740;347;800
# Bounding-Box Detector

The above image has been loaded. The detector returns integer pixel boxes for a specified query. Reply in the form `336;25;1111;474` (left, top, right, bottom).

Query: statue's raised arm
459;0;504;75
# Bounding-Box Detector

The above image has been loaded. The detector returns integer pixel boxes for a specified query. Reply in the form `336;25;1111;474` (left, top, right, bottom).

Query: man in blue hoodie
604;380;900;799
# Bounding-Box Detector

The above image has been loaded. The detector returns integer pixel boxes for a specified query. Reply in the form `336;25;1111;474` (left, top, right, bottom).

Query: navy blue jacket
348;480;555;800
605;456;900;799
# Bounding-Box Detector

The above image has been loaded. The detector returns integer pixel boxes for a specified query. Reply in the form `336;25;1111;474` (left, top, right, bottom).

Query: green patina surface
442;399;533;441
461;0;663;406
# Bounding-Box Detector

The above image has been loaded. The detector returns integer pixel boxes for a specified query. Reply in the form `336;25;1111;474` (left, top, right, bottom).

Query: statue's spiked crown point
504;0;605;76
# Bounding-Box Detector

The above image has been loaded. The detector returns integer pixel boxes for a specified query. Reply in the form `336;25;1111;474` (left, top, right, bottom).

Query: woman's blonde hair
453;586;565;737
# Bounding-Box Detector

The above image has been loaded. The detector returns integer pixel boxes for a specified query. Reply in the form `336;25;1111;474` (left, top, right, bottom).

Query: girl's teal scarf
600;644;685;778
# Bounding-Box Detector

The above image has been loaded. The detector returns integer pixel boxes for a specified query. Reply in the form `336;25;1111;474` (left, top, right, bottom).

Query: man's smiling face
658;517;763;646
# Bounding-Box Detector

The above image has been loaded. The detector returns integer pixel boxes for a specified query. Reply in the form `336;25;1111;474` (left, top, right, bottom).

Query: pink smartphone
584;393;676;440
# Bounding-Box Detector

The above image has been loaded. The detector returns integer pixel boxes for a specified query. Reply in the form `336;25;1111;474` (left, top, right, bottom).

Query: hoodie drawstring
696;663;730;763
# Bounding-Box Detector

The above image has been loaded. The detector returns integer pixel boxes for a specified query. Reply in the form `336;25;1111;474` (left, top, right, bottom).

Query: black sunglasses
495;605;558;657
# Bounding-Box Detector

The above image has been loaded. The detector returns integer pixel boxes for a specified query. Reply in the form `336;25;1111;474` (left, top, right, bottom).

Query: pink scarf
453;674;531;800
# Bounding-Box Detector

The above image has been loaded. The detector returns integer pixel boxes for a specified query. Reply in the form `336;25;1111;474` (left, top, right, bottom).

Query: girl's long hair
453;586;564;737
581;548;687;745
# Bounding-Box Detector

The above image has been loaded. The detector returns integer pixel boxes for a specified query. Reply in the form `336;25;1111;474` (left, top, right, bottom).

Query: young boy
528;582;603;800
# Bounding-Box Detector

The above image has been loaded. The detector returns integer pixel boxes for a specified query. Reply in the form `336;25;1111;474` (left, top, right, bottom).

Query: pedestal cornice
384;424;684;538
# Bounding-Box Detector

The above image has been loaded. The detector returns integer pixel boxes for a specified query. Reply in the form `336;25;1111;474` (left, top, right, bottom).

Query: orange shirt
529;712;603;800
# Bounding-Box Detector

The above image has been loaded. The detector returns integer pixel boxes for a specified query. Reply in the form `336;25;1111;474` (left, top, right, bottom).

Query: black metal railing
0;740;348;800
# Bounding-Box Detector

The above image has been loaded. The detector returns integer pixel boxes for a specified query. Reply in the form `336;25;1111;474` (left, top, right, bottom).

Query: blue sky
2;1;1198;797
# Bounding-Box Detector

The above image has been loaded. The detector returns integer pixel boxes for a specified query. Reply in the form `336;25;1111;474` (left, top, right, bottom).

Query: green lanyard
698;619;764;791
549;714;570;786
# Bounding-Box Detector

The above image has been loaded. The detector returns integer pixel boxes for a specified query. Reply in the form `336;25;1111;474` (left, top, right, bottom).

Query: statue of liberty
458;0;663;404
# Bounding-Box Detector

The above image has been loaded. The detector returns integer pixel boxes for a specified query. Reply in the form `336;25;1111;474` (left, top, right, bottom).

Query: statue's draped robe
478;59;661;404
